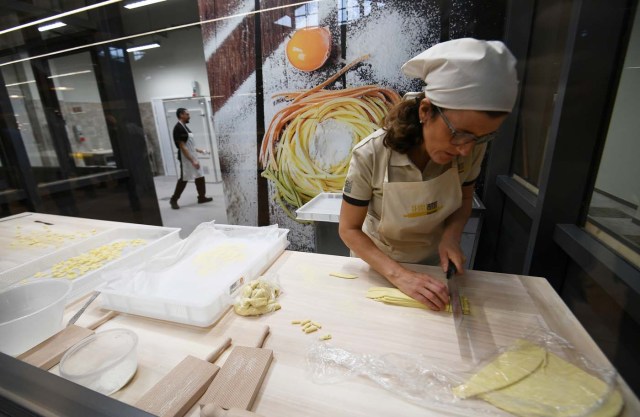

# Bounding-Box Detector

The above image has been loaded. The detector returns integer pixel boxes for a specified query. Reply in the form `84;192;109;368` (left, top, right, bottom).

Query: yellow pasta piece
304;326;318;334
320;334;332;341
291;320;302;324
366;287;470;314
329;272;358;279
300;319;311;326
311;321;322;329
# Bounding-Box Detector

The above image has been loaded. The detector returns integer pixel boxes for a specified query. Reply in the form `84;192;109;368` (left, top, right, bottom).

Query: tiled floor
153;176;228;239
588;190;640;251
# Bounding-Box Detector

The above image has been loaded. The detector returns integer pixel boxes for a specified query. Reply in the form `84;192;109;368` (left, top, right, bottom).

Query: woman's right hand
388;268;449;310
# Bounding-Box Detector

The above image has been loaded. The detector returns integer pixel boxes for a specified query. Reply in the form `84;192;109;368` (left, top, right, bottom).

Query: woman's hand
388;268;449;310
438;236;465;274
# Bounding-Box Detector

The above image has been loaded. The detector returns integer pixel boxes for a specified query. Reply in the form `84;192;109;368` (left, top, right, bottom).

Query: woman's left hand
438;236;465;275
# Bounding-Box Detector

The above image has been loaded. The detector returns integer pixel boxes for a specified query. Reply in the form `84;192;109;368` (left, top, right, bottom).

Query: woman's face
418;98;507;165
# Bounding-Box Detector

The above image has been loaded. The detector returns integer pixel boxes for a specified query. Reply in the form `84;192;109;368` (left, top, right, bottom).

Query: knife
446;262;463;327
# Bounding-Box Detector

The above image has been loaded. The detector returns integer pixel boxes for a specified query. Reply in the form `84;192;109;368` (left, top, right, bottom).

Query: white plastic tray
0;227;181;302
0;213;111;273
296;192;342;223
99;224;289;327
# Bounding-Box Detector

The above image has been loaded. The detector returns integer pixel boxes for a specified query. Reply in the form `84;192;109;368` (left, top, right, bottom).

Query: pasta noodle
259;55;401;219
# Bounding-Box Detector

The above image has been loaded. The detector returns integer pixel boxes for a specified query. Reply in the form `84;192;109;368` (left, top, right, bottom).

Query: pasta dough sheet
366;286;470;314
453;340;624;417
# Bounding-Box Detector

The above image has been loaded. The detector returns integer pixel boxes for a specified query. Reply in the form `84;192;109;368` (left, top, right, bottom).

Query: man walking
169;107;213;209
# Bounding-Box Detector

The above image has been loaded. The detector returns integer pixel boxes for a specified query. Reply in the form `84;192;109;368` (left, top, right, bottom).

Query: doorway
153;97;221;183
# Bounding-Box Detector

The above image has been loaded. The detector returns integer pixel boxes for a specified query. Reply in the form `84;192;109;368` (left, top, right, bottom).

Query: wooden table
60;250;639;417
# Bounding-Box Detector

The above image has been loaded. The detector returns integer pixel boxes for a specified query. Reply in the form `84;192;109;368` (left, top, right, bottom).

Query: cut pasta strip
366;287;471;315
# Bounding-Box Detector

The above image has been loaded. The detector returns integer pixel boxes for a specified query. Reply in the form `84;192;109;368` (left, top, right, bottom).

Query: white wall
594;7;640;206
128;27;210;102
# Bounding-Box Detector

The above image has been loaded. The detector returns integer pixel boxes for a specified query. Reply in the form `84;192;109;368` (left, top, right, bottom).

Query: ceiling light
5;80;36;87
0;0;320;68
38;22;67;32
126;43;160;52
124;0;166;9
0;0;122;36
52;86;74;91
48;70;92;79
9;95;24;98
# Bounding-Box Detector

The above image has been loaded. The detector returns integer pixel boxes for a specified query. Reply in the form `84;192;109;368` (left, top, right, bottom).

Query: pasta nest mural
259;56;401;219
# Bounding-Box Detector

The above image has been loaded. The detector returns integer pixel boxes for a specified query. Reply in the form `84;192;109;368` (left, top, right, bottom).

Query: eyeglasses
434;105;498;146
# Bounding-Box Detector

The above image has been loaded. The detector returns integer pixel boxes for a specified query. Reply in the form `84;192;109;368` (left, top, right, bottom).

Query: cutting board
198;346;273;410
134;337;231;417
135;355;221;417
16;311;116;370
17;325;93;370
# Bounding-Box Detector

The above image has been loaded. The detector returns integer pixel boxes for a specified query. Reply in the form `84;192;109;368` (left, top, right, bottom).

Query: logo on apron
403;201;441;218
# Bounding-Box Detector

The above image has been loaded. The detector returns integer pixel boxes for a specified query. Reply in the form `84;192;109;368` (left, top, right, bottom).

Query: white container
99;224;289;327
0;226;181;302
59;329;138;396
0;279;71;356
296;192;342;223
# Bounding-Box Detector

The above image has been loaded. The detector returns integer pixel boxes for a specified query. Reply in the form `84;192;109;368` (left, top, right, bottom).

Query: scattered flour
310;118;355;171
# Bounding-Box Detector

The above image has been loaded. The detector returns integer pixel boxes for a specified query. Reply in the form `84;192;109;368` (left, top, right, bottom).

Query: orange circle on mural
286;27;332;72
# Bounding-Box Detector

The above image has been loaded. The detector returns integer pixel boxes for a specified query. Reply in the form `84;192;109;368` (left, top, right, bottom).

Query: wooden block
135;356;220;417
17;325;94;370
199;346;273;409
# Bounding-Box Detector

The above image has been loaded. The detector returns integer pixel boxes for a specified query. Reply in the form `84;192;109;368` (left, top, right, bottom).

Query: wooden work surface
54;250;639;417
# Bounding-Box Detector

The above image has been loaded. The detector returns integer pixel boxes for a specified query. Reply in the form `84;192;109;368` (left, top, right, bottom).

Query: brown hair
382;93;508;153
382;93;424;154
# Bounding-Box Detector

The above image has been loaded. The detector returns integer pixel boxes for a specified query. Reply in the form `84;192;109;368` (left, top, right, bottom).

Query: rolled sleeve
343;146;373;203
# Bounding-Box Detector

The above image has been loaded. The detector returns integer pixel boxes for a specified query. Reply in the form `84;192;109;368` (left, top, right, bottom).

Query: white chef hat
401;38;518;112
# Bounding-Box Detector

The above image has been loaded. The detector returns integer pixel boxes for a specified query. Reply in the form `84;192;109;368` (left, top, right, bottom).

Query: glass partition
585;5;640;265
49;52;115;168
2;62;59;169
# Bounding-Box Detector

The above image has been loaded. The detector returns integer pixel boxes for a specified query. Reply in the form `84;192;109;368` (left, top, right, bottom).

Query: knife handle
446;262;457;279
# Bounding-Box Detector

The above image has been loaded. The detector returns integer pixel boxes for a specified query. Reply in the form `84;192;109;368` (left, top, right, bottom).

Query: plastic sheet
101;222;284;305
307;330;622;416
233;274;282;316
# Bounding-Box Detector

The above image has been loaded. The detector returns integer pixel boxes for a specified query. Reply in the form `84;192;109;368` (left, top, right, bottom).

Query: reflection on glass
2;63;59;168
586;6;640;259
49;52;115;168
338;0;383;25
511;0;572;188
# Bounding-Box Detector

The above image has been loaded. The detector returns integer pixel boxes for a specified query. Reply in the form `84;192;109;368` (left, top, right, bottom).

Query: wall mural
199;0;478;251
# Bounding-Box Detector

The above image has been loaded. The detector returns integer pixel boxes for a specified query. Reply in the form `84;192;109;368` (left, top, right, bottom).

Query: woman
339;38;518;311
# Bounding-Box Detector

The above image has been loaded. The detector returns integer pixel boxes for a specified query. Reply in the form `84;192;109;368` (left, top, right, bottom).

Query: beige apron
363;150;462;264
180;125;204;180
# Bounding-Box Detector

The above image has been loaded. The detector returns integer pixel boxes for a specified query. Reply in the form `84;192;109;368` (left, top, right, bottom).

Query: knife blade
446;262;463;327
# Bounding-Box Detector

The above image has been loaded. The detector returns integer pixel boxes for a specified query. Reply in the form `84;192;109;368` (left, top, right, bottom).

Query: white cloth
180;129;204;180
401;38;518;112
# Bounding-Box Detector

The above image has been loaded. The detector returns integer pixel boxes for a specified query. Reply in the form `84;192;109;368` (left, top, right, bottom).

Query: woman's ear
418;97;433;123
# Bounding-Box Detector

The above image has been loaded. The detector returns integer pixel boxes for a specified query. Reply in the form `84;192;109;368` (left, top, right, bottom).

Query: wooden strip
201;404;265;417
84;310;117;330
199;346;273;409
205;337;232;363
135;356;220;417
16;325;94;370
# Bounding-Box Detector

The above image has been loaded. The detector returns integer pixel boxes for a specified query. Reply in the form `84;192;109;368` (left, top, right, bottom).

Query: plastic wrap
307;330;622;416
233;273;282;316
101;222;284;305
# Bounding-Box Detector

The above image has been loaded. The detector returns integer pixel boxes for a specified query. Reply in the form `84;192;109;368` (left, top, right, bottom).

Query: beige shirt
343;129;486;220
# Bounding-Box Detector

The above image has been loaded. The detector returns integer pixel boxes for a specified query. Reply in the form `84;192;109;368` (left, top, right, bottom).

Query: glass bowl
59;328;138;395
